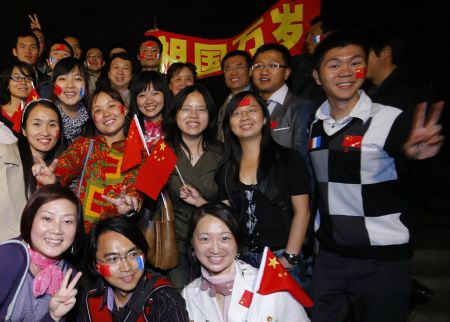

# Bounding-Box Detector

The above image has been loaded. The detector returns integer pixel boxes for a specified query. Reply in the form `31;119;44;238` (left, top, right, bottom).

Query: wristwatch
282;251;301;265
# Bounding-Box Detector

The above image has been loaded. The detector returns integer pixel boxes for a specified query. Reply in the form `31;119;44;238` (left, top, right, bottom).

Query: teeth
104;120;114;126
45;238;62;244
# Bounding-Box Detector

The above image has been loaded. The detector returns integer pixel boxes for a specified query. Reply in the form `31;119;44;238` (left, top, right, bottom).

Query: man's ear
12;48;18;58
312;70;321;85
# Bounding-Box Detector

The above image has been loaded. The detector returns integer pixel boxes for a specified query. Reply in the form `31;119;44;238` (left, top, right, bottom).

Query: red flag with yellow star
24;83;40;106
135;138;177;200
257;247;313;308
121;115;146;172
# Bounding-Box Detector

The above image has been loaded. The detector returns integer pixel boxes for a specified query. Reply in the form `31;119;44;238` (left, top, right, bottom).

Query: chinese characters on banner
146;0;320;78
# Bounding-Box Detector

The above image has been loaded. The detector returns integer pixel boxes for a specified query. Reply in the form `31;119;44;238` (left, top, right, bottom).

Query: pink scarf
200;263;236;297
29;248;64;297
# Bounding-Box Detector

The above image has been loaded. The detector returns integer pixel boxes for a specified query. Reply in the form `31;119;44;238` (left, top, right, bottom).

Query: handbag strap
77;139;94;197
124;275;158;322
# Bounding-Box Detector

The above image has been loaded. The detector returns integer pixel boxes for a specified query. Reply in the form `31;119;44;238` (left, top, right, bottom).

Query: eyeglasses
230;106;261;118
10;75;34;83
179;105;208;114
224;64;248;73
87;55;102;60
96;250;143;266
251;63;288;71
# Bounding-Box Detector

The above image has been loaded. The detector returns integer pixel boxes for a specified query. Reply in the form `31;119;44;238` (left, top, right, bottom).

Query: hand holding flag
255;247;313;307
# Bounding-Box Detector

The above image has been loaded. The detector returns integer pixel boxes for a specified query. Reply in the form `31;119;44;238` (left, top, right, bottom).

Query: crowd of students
0;13;446;322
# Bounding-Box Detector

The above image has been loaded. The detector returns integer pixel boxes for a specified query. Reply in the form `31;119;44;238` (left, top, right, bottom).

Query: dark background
1;0;448;157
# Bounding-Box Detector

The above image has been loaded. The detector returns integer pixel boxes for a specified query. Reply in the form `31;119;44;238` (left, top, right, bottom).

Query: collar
268;83;289;105
315;90;372;124
227;84;252;103
0;121;18;144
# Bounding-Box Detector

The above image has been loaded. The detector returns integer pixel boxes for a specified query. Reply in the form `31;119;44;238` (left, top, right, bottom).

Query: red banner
146;0;320;78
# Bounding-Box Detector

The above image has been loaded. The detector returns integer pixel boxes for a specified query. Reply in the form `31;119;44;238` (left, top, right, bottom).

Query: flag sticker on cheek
49;56;54;65
79;87;85;97
354;67;367;79
136;255;145;270
96;263;111;277
53;84;62;96
55;129;60;139
313;35;322;44
119;105;126;114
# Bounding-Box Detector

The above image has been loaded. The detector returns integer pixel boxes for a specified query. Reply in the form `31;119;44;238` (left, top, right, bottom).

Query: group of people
0;12;446;322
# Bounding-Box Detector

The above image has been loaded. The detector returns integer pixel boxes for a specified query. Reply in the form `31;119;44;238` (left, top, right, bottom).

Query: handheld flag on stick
135;138;177;200
121;115;148;172
247;247;313;319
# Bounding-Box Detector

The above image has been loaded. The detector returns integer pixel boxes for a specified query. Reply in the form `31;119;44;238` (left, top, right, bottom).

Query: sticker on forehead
55;44;66;51
53;84;62;96
354;67;367;79
143;41;156;47
238;96;251;107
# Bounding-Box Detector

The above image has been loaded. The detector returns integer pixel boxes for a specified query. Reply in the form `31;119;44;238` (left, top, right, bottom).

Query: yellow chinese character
194;43;227;76
169;38;187;62
271;4;303;50
232;18;265;56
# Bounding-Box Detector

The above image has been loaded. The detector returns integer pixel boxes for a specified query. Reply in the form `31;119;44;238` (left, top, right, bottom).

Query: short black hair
221;50;252;70
253;43;291;67
366;22;405;66
313;28;369;71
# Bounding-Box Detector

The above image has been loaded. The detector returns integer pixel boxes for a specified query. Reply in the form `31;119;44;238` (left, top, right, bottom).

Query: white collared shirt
315;90;372;135
267;84;289;115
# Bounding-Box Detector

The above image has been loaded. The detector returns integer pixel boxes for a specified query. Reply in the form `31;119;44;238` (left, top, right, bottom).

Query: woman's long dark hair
163;84;219;159
18;99;65;198
220;91;280;181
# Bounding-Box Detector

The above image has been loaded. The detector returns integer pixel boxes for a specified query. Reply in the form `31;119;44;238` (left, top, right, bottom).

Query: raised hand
403;101;445;160
32;154;58;185
102;185;139;215
180;184;207;207
28;13;42;30
48;269;82;321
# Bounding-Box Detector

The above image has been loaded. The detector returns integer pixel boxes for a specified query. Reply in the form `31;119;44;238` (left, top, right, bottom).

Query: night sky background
1;0;449;158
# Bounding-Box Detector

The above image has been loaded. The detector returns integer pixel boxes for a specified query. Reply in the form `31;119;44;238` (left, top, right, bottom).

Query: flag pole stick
175;165;186;186
133;115;150;156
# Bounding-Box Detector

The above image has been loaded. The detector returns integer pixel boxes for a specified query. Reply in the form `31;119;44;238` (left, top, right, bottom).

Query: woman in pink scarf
0;184;84;321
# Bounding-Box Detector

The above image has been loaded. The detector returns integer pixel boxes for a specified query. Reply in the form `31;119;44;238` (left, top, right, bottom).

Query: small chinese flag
136;138;177;200
239;290;254;308
121;115;146;172
256;247;313;308
342;135;363;148
25;83;40;106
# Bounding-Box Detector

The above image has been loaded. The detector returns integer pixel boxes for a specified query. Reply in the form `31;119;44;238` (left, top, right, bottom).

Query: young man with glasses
83;217;189;321
252;43;316;159
84;47;105;93
217;50;253;141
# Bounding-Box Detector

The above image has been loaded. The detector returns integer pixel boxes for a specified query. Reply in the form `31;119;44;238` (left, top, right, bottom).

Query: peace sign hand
32;154;58;185
48;269;82;321
102;186;139;215
403;101;445;160
28;13;42;30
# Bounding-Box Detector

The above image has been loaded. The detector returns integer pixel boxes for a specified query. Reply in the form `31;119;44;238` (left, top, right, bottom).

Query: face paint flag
55;44;66;51
238;96;251;107
342;135;363;148
54;84;62;96
313;35;322;44
136;138;177;200
309;136;321;150
96;263;111;277
354;67;367;79
136;255;145;270
79;87;85;97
